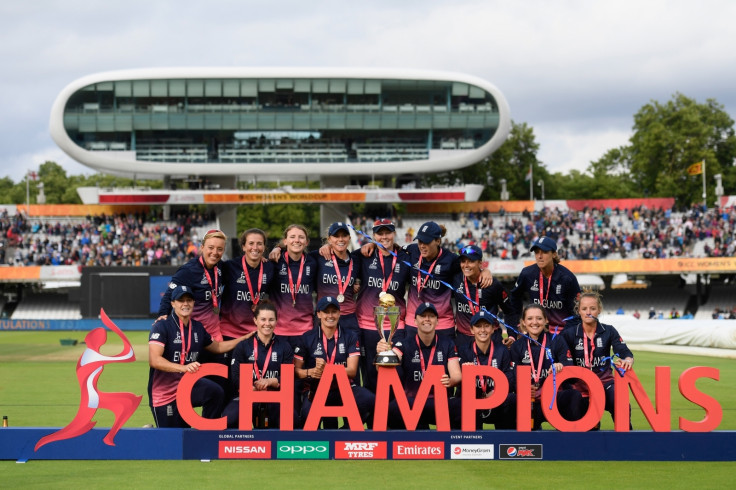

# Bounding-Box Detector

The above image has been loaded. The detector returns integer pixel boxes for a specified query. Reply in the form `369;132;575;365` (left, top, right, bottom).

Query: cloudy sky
1;0;734;180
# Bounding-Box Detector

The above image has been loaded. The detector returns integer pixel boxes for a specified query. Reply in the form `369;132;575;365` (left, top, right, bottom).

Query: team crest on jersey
339;343;346;354
412;351;420;363
369;258;378;270
200;274;209;285
437;351;444;362
279;264;287;276
271;352;278;362
237;273;246;284
556;284;562;294
306;266;311;275
522;350;531;363
194;333;199;343
530;280;539;292
314;343;324;356
597;338;603;348
492;359;498;368
394;263;401;273
435;264;441;274
575;339;584;350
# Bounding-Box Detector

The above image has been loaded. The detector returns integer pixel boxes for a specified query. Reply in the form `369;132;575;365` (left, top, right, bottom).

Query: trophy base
374;350;401;367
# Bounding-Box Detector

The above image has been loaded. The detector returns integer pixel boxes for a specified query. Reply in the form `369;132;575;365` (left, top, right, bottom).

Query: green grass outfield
1;331;735;487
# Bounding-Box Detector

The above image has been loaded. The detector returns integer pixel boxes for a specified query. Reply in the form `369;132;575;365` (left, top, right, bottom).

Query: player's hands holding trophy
374;293;401;366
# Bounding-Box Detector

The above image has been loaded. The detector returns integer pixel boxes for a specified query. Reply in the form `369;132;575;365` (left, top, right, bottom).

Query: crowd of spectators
3;202;736;268
440;204;736;261
1;210;215;267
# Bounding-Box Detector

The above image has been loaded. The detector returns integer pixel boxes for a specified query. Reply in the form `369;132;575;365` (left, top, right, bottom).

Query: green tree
627;93;736;206
424;121;548;201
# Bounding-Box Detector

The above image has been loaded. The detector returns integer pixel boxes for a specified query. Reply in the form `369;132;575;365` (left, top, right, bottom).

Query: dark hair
239;228;267;249
254;300;278;320
520;304;548;334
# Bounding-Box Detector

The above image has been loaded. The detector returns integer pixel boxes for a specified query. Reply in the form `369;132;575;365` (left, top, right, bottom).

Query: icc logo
35;309;142;451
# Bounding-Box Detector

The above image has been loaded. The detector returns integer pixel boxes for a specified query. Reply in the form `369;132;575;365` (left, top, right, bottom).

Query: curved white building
50;68;510;179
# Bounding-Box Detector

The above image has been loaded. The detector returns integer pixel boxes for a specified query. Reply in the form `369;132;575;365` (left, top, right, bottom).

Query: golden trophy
374;293;401;366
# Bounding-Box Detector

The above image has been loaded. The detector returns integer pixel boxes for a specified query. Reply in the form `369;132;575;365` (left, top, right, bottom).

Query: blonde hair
284;224;309;239
202;229;227;245
575;289;603;315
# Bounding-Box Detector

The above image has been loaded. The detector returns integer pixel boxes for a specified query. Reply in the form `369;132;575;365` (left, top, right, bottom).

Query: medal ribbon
463;275;480;315
528;334;547;384
322;328;339;365
538;270;552;307
417;248;443;296
199;256;219;309
177;316;192;365
242;256;264;308
285;253;305;306
378;251;398;294
473;342;494;394
416;334;437;375
331;253;353;299
252;337;273;380
583;332;596;369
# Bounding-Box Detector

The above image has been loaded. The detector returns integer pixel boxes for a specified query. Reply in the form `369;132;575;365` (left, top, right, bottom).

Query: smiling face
415;311;438;336
460;256;482;280
417;238;440;260
242;232;265;266
317;304;340;330
255;308;277;339
328;230;350;255
284;226;308;257
521;306;547;339
172;294;195;320
470;319;494;344
373;228;395;254
201;237;226;268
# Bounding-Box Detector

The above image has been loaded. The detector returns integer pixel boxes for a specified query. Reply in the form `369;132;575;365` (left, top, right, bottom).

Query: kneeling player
223;301;296;429
294;296;375;428
457;311;516;429
148;285;251;428
377;303;462;429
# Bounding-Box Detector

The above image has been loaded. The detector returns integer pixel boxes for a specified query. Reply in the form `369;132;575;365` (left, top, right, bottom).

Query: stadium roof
50;68;510;179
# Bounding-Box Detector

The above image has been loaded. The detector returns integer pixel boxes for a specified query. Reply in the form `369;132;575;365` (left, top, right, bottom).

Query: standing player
269;224;318;348
354;219;412;392
508;236;581;334
222;301;295;429
220;228;275;339
555;291;634;428
377;303;462;429
148;285;250;428
510;304;581;430
294;296;375;428
457;311;516;429
452;244;514;350
158;229;227;342
311;222;361;333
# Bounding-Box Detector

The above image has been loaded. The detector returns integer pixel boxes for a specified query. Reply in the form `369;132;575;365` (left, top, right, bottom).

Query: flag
687;161;703;176
524;165;532;182
27;170;38;181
